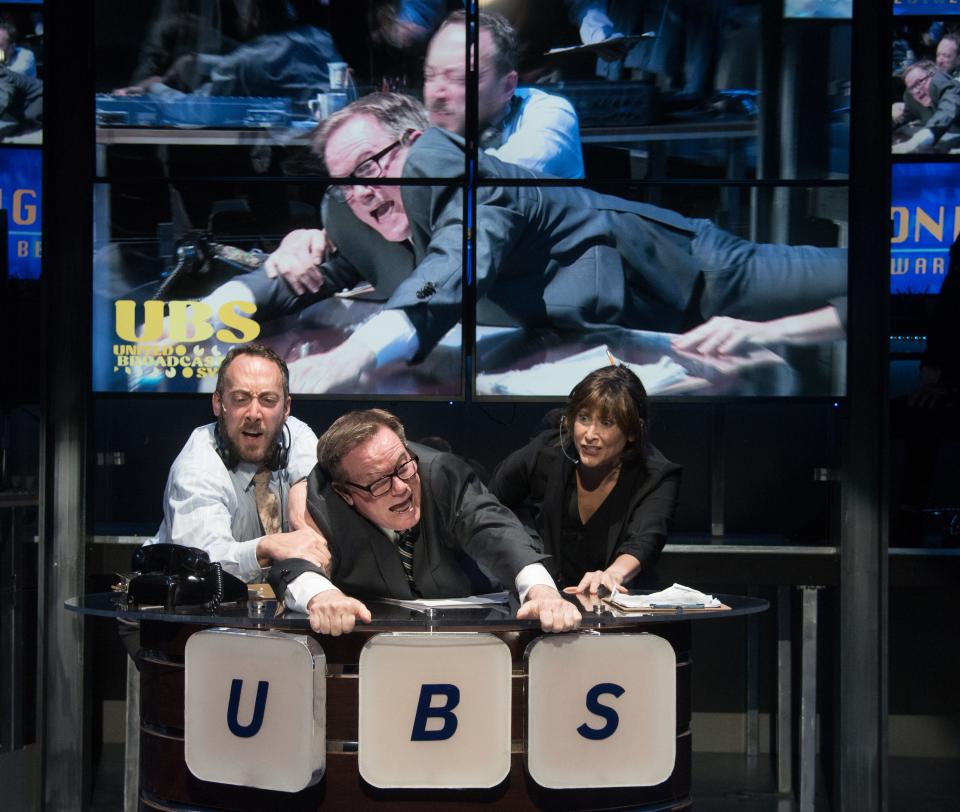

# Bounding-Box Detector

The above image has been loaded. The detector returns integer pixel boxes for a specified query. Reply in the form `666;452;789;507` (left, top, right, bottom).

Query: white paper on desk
608;583;721;610
377;591;510;611
476;345;688;396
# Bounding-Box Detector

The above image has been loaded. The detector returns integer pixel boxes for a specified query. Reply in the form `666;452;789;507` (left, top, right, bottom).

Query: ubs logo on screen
113;299;260;343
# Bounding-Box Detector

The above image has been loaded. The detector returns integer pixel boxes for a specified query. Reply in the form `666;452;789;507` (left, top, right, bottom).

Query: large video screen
92;2;849;399
472;182;848;398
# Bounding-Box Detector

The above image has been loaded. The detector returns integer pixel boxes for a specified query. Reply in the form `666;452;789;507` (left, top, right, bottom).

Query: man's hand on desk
306;589;372;636
517;585;581;632
264;228;333;295
672;307;845;358
288;342;376;394
257;527;331;572
672;316;784;357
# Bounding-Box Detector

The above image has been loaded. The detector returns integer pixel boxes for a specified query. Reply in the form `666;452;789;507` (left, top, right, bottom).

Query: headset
558;416;580;465
214;407;291;472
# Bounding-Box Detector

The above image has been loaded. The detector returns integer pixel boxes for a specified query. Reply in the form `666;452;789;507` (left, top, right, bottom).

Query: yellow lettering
916;258;927;275
216;301;260;343
915;207;944;242
167;301;215;342
890;207;909;243
12;189;37;226
115;300;167;342
16;240;27;257
890;257;910;275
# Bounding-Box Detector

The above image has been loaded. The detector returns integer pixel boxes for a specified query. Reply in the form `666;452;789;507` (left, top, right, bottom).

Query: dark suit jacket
270;442;549;603
245;128;844;356
490;429;681;589
392;128;703;357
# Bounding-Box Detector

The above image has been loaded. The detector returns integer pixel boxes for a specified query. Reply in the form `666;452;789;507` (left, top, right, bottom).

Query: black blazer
270;442;549;603
491;429;681;588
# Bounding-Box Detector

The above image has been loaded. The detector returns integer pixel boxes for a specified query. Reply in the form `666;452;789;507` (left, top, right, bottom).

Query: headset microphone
559;416;580;465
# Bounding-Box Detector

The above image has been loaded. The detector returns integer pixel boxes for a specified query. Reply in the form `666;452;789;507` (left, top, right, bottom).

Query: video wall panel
0;144;39;278
92;179;465;397
889;2;959;310
472;181;848;399
0;2;42;145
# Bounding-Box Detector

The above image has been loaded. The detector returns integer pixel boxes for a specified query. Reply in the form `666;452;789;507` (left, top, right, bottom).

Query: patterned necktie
253;468;281;536
395;524;419;586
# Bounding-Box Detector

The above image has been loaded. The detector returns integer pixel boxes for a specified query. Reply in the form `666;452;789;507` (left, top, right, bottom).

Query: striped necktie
395;524;419;586
253;468;281;536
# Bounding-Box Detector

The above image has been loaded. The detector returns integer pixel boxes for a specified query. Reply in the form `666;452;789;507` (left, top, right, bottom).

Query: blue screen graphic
890;162;959;295
0;148;41;280
893;1;960;15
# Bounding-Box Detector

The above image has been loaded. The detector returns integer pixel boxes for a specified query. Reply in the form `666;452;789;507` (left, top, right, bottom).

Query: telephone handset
128;544;247;610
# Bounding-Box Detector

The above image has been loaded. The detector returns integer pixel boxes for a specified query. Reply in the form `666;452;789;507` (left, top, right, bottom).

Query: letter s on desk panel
525;633;676;789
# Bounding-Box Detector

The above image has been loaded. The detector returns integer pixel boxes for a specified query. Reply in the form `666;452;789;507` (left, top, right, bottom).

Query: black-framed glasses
328;138;403;203
906;72;933;93
343;454;419;498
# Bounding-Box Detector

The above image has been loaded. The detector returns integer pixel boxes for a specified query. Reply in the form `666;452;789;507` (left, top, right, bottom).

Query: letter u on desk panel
525;633;676;789
183;628;326;792
357;632;513;789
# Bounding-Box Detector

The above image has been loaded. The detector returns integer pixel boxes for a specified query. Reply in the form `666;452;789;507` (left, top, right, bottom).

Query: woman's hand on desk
564;569;628;598
306;589;372;636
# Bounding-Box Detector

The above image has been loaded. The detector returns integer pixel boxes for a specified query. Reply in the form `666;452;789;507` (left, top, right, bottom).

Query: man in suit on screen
283;92;846;392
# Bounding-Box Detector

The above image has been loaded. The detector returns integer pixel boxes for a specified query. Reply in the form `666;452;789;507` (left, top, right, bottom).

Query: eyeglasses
906;72;933;93
343;454;419;498
328;138;403;203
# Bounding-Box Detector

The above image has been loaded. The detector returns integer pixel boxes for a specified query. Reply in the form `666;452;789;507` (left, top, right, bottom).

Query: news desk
68;592;766;811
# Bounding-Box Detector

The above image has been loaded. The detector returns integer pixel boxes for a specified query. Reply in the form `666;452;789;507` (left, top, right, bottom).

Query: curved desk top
67;591;767;632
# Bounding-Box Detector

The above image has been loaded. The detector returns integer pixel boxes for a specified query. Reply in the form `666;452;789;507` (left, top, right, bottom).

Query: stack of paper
476;345;688;396
377;592;509;612
607;583;721;611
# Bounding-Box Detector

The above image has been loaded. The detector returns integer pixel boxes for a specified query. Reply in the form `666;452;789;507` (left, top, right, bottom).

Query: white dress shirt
146;415;318;582
488;87;585;179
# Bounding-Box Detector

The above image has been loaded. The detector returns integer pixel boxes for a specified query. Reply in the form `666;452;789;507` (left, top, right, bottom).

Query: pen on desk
606;349;617;366
649;603;706;609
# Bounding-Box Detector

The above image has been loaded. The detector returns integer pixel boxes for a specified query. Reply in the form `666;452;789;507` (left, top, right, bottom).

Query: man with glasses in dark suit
269;409;582;636
893;59;960;154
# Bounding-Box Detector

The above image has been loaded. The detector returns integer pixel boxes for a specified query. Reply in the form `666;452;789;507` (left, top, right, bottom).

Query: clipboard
602;599;732;614
544;33;655;58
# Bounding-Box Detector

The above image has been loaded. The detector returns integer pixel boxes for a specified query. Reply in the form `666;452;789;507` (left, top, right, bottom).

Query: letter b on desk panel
526;633;676;788
184;628;326;792
358;633;512;788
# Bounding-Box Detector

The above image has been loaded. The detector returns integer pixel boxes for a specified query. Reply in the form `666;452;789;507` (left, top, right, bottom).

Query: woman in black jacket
491;365;681;595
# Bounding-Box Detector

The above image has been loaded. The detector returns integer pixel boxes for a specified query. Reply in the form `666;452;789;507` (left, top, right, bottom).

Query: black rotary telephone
128;544;248;610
